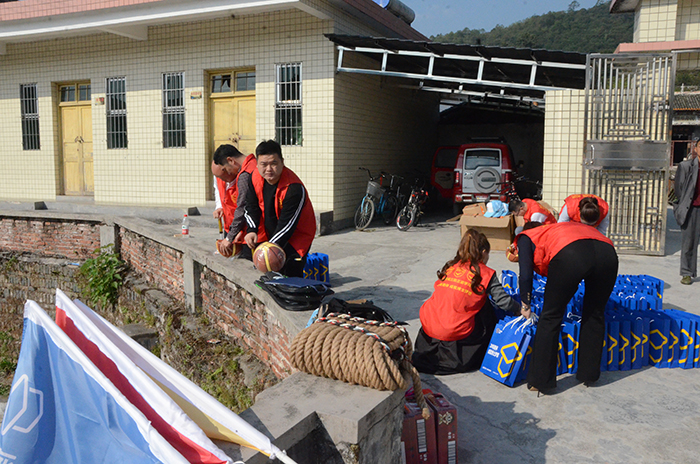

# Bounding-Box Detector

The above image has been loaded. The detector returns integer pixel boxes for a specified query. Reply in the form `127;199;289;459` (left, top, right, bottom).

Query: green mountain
430;2;634;54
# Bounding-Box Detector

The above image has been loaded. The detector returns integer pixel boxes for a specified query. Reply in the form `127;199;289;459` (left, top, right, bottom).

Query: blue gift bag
302;255;315;279
605;320;620;371
617;319;632;371
561;317;580;374
515;344;533;383
557;333;566;375
302;253;330;284
648;311;671;368
600;324;608;372
678;317;695;369
607;312;632;371
316;253;329;283
480;316;535;387
665;310;697;369
626;314;647;370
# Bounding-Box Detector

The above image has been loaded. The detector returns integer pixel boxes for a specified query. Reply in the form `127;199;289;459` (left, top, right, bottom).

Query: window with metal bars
162;72;185;148
106;77;128;149
275;63;302;146
20;84;40;150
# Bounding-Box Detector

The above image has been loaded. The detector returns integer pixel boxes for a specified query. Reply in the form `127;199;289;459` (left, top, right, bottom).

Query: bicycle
498;176;543;204
514;176;543;201
396;178;429;231
354;168;402;230
498;180;520;203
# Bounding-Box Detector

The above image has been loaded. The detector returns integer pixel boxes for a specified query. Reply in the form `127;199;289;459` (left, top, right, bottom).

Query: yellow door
211;95;256;155
61;103;93;195
212;98;235;152
234;96;256;156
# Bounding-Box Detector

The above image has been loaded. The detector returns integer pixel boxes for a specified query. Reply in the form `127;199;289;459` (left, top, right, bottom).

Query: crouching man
244;140;316;277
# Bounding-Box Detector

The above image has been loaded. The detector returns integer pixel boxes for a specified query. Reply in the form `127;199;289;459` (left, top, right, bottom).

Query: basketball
216;239;245;258
253;242;286;272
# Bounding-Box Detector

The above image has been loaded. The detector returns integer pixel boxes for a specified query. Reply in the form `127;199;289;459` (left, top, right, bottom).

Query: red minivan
430;138;516;215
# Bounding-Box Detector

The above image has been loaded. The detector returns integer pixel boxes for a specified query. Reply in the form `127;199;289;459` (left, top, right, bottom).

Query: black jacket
673;156;699;227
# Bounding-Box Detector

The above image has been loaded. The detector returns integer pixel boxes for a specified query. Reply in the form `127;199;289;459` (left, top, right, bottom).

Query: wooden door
61;103;93;195
211;95;256;155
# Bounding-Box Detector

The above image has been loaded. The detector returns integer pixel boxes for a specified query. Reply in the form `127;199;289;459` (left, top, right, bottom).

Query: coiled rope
290;313;430;419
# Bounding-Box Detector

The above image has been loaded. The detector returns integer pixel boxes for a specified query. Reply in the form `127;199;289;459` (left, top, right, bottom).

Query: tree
430;3;633;54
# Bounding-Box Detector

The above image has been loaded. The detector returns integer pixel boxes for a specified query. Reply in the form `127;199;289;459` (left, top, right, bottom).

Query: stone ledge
238;372;404;463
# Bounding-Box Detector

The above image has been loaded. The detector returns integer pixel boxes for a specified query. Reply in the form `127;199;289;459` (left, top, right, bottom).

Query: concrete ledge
239;372;404;464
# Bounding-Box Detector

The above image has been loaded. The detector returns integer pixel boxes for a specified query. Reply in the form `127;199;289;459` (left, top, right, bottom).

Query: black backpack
255;272;334;311
317;297;400;323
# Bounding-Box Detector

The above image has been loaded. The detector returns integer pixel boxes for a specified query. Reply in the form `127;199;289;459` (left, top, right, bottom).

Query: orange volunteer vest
562;194;609;228
216;154;257;232
251;166;316;257
216;177;236;232
419;262;496;342
523;198;557;225
519;222;614;277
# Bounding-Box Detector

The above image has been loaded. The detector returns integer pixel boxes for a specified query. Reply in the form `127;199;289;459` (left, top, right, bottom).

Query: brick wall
0;213;295;379
117;225;293;378
0;253;82;309
0;217;100;260
118;228;185;301
200;268;293;379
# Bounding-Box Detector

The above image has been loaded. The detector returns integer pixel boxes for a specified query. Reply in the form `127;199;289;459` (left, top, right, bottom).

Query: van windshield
464;149;501;169
434;147;459;168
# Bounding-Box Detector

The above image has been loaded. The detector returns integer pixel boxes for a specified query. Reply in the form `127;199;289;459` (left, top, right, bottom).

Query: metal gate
584;53;676;255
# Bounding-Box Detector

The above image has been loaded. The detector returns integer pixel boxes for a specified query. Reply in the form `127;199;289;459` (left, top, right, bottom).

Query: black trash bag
255;272;334;311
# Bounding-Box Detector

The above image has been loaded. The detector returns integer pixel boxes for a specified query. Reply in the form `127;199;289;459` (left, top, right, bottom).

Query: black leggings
527;239;618;390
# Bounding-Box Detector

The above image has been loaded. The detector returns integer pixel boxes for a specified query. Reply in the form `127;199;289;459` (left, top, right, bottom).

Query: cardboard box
401;400;437;464
461;202;487;217
425;393;458;464
514;215;525;229
459;213;514;250
537;200;559;219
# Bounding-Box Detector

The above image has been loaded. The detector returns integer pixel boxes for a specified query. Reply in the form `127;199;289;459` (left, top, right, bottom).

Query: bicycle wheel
382;195;399;225
354;197;375;230
396;205;417;231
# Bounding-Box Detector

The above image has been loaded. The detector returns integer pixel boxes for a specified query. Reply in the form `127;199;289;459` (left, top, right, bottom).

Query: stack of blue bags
302;252;330;283
483;271;700;386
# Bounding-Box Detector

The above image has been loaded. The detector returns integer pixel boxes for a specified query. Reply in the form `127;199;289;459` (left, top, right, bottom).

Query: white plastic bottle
181;214;190;237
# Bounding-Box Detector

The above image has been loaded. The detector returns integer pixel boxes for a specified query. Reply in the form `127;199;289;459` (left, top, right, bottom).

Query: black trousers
281;244;306;278
412;301;498;375
527;239;618;390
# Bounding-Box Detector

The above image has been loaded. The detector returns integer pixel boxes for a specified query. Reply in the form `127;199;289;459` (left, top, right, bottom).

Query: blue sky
406;0;603;37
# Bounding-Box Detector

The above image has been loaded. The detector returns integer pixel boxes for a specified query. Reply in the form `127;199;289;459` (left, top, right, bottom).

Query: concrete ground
314;207;700;464
2;198;699;463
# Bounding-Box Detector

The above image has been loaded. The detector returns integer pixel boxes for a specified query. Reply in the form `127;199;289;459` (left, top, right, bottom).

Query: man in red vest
509;198;557;233
244;140;316;277
212;144;257;259
559;194;610;235
211;160;235;231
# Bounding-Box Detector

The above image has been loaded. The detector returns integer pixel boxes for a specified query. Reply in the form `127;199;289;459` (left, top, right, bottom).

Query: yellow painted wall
333;52;439;220
675;0;700;40
542;89;586;210
0;3;431;221
634;0;678;42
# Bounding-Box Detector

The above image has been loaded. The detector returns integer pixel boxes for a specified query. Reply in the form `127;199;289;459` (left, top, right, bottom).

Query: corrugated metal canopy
326;34;587;104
